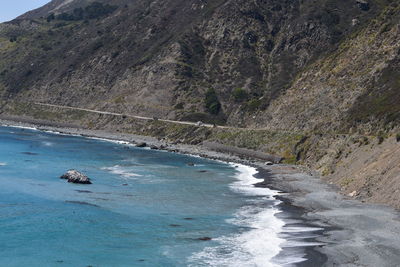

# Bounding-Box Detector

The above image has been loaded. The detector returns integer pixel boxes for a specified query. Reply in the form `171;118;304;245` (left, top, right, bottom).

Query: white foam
0;162;7;166
189;163;325;266
189;164;286;267
42;130;81;137
89;137;132;146
1;124;38;131
102;165;142;179
42;141;54;146
229;164;278;197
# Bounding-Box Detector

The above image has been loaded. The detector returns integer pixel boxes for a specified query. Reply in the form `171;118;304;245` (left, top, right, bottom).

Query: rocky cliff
0;0;399;208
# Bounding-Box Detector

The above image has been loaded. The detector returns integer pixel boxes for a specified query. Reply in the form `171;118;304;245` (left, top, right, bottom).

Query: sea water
0;126;315;267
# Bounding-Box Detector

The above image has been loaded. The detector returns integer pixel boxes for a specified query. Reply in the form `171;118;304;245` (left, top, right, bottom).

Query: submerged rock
22;152;39;156
75;190;93;193
65;200;98;207
197;237;212;241
60;170;92;184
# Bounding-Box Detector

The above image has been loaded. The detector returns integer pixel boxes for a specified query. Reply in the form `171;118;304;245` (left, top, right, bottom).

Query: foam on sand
189;164;325;266
189;164;285;266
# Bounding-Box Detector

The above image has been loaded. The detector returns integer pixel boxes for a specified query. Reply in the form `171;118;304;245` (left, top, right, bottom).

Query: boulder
60;170;92;184
265;161;273;166
136;142;147;148
348;191;357;197
356;0;369;11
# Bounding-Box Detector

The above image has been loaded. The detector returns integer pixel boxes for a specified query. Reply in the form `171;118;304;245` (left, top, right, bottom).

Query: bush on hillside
232;87;248;102
56;2;117;21
204;88;221;115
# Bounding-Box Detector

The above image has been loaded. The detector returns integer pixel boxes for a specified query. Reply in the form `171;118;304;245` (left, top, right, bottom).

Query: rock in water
60;170;92;184
197;237;212;241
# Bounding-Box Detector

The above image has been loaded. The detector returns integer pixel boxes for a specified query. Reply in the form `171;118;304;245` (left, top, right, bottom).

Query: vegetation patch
174;103;184;110
204;88;221;115
49;2;118;21
244;98;262;111
232;88;248;102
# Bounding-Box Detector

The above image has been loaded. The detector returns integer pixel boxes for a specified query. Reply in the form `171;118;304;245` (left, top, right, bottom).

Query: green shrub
46;13;55;22
232;88;248;102
84;2;118;19
56;2;117;21
174;103;184;110
377;135;384;144
245;98;262;111
204;88;221;115
396;133;400;142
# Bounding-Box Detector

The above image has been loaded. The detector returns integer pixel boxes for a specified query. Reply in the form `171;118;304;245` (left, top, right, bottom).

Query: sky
0;0;51;23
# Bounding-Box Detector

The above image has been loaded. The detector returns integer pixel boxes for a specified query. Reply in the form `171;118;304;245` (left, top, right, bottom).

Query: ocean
0;125;322;266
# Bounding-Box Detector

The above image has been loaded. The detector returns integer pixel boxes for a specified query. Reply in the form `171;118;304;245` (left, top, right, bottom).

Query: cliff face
1;0;400;207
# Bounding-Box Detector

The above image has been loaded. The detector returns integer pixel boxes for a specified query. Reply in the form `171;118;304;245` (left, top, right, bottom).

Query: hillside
0;0;400;207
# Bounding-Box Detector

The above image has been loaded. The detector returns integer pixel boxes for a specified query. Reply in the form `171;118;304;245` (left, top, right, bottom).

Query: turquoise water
0;126;291;266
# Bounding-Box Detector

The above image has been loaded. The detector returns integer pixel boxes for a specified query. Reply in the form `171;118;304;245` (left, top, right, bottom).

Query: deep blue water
0;126;288;267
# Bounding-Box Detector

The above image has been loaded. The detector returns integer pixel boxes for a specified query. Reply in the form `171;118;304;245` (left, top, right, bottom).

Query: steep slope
0;0;388;123
263;2;400;134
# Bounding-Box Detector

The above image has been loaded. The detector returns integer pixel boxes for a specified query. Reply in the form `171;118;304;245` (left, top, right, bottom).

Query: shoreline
2;118;400;266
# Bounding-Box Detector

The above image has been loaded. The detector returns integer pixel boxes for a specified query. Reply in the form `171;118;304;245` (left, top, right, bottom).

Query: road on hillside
34;102;230;129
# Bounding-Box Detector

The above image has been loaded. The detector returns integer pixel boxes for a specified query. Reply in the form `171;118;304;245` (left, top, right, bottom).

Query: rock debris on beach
136;142;147;148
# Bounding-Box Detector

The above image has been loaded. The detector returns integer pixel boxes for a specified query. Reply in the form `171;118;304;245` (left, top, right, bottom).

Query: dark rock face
356;0;370;11
60;170;92;184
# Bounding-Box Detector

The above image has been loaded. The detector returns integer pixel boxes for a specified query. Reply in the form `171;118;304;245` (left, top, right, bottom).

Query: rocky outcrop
136;142;147;148
60;170;92;184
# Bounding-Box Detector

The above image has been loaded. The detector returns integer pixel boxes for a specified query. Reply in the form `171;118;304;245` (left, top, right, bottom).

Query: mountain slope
0;0;390;123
